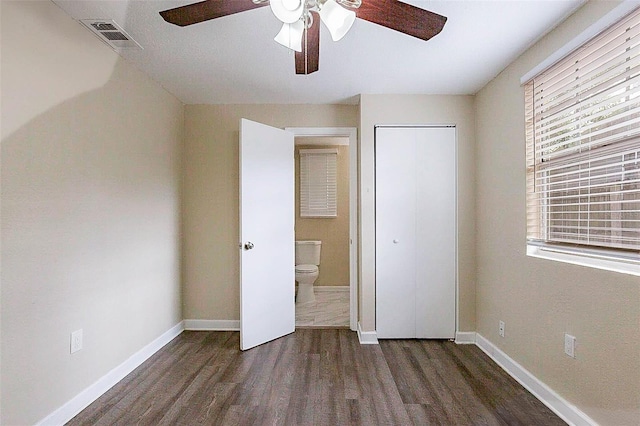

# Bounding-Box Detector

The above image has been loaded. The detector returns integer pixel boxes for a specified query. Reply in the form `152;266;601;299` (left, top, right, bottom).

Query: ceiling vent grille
80;19;142;50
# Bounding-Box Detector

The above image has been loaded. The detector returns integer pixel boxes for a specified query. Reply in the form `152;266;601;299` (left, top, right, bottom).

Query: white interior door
414;127;456;339
375;129;417;338
375;126;456;339
240;118;295;350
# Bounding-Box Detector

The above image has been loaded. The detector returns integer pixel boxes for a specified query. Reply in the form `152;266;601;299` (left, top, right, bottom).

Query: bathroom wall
1;1;184;424
183;104;358;321
295;141;350;287
475;1;639;424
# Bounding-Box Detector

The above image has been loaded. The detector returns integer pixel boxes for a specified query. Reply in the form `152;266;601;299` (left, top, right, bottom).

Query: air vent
80;19;142;50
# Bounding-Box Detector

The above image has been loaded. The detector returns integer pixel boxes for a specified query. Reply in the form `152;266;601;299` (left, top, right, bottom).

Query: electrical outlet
564;334;576;358
71;329;83;354
499;320;505;338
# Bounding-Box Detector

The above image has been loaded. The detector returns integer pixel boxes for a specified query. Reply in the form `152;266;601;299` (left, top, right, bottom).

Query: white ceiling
52;0;585;104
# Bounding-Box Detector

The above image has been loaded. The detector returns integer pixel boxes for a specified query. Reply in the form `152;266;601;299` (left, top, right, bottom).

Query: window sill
526;244;640;277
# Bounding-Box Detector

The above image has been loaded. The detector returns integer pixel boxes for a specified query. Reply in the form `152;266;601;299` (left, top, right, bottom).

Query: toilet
295;240;321;304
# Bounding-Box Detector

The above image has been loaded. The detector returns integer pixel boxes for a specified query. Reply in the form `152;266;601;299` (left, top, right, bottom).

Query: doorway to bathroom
288;127;358;330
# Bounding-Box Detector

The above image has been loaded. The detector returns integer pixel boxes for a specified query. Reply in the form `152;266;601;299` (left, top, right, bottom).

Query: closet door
375;126;456;339
375;128;417;338
415;127;456;338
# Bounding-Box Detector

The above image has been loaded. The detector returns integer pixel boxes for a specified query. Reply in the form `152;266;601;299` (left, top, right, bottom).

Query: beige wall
0;2;184;424
5;2;635;425
359;95;477;333
183;104;358;320
295;143;350;287
475;1;639;424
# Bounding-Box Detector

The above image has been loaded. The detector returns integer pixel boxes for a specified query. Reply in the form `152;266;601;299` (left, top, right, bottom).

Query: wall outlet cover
564;333;576;358
71;329;83;354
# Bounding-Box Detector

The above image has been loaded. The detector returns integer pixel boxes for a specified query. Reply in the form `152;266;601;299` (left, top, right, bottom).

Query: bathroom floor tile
295;289;349;328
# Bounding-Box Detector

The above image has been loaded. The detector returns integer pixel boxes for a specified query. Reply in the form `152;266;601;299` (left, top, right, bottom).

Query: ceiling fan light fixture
319;0;356;41
335;0;362;9
270;0;305;24
160;0;447;74
274;20;304;52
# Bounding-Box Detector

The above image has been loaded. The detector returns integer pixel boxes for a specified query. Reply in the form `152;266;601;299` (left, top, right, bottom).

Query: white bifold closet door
375;126;456;339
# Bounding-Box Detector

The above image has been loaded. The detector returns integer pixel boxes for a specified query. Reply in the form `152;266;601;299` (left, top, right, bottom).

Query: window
525;7;640;268
299;149;337;217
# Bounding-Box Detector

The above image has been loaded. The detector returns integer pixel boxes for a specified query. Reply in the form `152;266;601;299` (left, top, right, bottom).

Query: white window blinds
299;149;338;218
525;7;640;253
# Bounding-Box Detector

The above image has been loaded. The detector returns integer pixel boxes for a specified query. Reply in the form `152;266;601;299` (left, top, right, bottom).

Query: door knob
393;239;399;244
244;242;255;250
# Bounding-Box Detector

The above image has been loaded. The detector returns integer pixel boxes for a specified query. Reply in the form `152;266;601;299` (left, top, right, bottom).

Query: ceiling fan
160;0;447;75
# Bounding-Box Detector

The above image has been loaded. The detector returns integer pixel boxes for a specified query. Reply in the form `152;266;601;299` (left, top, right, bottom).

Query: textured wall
1;1;184;424
475;1;640;424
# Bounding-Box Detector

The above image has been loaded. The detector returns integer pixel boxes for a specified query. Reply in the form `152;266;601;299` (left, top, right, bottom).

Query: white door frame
285;127;358;331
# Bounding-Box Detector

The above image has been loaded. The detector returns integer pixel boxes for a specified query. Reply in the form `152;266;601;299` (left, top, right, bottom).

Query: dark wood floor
67;330;565;425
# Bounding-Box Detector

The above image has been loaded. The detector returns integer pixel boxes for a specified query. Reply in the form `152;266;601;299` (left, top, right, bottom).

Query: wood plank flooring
67;330;565;425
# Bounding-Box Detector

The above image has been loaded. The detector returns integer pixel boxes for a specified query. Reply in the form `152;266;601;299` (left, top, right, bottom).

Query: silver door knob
393;239;399;244
244;242;254;250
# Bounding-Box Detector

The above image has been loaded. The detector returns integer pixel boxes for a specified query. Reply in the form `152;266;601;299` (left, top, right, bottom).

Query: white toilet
295;240;321;304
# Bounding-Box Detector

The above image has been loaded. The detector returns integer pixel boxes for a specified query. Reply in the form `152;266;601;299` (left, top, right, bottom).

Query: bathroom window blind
299;149;338;218
525;7;640;253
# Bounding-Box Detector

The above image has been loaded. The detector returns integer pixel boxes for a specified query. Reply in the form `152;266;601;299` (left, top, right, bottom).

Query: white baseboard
33;322;595;426
475;334;597;426
455;331;476;344
357;322;379;344
184;319;240;331
314;286;349;292
36;321;184;426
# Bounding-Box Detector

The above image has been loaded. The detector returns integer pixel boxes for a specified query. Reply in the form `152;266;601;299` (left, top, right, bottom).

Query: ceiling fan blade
160;0;268;27
356;0;447;41
295;12;320;75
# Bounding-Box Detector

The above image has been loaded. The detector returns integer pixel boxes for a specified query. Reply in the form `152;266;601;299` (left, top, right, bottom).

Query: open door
239;119;295;350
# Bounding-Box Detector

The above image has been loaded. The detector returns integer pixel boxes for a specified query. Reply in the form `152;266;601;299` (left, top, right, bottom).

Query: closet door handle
393;239;399;244
244;242;255;250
